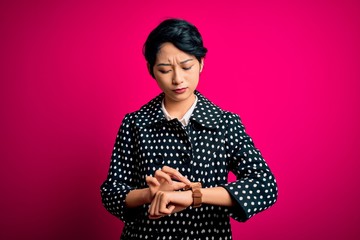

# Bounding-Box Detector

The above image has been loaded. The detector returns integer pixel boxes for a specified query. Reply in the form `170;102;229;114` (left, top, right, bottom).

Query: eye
183;66;193;70
159;69;171;74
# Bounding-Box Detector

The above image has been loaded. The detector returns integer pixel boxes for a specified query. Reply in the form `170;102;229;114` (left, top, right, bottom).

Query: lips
173;87;187;94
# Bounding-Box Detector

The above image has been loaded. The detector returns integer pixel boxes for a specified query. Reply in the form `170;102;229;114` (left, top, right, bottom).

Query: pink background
1;0;360;239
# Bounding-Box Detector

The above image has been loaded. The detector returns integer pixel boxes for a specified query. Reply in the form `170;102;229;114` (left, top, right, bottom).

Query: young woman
101;18;278;240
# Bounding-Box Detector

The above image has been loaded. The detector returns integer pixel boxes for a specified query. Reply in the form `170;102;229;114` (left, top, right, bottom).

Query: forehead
156;42;193;62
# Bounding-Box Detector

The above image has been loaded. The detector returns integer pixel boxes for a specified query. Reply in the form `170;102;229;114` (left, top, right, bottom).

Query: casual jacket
100;91;278;240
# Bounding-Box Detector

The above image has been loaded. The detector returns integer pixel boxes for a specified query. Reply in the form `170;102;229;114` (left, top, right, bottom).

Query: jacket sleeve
221;113;278;222
100;113;142;222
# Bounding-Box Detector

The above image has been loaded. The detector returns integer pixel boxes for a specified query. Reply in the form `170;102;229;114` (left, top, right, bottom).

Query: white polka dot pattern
100;91;278;239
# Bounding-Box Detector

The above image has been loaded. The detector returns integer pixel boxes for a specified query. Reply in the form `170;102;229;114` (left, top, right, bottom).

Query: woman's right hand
146;166;191;203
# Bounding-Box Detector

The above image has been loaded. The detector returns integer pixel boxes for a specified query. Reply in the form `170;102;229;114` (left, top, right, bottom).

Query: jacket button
154;155;163;165
181;153;191;164
191;122;202;131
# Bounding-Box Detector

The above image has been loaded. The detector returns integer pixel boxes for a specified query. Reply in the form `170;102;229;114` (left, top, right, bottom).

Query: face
152;42;203;105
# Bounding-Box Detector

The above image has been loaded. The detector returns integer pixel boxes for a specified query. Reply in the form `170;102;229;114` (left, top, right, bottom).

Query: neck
164;93;196;119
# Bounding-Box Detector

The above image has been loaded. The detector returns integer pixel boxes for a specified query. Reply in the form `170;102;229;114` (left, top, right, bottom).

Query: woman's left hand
148;190;193;219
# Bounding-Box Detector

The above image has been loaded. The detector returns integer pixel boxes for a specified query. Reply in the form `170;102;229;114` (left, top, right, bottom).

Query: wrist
185;182;202;208
184;190;193;207
144;188;152;204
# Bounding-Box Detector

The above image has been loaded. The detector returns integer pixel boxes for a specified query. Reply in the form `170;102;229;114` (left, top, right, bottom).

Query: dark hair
143;18;208;78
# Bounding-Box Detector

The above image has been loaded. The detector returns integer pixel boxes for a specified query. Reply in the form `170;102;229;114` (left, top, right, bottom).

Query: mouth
173;87;187;94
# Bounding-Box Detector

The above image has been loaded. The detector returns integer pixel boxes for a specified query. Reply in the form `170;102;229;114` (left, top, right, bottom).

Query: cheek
154;76;170;87
187;72;200;82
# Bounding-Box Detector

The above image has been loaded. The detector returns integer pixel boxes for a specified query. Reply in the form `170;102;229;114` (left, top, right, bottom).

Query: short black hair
143;18;208;78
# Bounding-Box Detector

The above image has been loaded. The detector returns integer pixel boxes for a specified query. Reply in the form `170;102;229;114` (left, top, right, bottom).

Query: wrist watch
185;182;202;208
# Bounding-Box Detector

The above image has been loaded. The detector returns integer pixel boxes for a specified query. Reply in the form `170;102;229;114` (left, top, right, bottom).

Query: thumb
167;204;176;213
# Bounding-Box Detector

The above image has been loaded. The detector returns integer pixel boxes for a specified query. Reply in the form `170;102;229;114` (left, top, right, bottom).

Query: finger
161;166;189;182
148;192;159;217
162;166;191;185
148;200;154;217
155;192;163;216
172;181;187;190
159;202;172;215
146;176;160;187
148;191;160;217
148;214;162;219
158;193;173;215
155;170;173;184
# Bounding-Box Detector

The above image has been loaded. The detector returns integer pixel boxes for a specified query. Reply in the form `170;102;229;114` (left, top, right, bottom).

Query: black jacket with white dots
100;91;278;240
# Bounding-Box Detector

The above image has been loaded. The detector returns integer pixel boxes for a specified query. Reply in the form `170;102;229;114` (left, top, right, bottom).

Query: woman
100;18;278;240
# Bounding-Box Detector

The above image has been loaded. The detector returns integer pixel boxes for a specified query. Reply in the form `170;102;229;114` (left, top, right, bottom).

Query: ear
200;58;204;73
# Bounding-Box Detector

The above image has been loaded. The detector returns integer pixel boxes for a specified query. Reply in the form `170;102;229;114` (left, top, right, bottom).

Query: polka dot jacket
100;91;278;240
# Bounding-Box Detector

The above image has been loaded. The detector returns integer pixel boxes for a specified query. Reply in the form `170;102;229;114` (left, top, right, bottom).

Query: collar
161;95;198;126
134;90;224;129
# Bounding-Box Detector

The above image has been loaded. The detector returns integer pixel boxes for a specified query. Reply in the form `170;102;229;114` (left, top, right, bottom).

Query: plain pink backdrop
1;0;360;239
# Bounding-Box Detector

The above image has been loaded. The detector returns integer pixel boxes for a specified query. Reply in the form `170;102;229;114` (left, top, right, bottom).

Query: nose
172;69;184;85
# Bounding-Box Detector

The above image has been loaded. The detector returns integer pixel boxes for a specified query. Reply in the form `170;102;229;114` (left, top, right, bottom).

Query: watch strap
185;182;202;208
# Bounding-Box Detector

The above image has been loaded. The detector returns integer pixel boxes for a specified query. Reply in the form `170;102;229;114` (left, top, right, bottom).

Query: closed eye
183;66;193;70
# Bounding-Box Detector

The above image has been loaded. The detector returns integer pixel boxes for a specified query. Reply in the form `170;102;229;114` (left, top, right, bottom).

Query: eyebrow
156;59;194;67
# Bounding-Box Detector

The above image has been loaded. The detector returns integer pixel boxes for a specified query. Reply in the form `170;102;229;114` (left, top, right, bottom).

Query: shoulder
197;91;242;120
130;92;163;115
194;91;244;130
120;92;165;128
222;111;243;125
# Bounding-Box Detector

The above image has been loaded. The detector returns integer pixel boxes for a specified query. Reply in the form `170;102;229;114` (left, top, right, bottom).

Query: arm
220;113;278;221
100;113;141;222
202;186;235;206
148;186;235;219
148;113;278;221
100;113;192;220
125;188;152;208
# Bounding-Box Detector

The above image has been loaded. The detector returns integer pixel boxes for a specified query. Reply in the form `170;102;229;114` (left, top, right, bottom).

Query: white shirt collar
161;95;198;126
